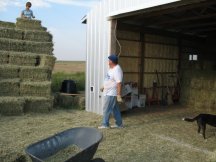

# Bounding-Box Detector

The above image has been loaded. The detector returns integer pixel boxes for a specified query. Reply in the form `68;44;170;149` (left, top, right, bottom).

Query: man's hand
117;95;123;103
100;87;104;92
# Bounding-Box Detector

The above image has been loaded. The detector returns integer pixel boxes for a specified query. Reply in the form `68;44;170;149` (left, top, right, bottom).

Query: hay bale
0;50;9;64
57;95;78;108
24;30;52;42
0;28;23;39
0;97;25;115
19;66;52;81
9;53;37;66
77;96;85;110
24;41;53;54
0;65;19;79
24;97;53;113
0;38;53;54
0;38;24;51
16;18;47;31
0;21;15;28
20;81;51;97
0;79;20;96
190;78;203;89
39;55;56;69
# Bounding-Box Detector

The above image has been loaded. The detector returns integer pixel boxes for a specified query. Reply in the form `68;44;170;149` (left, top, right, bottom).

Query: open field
51;61;85;92
1;106;216;162
53;61;85;74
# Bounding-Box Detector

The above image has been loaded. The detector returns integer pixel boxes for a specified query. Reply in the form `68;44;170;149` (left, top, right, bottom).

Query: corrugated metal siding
86;0;181;115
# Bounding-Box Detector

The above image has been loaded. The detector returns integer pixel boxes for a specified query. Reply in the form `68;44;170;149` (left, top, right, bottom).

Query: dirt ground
53;61;85;74
1;105;216;162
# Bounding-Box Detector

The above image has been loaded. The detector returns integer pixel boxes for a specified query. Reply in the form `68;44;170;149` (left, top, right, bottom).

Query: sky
0;0;101;61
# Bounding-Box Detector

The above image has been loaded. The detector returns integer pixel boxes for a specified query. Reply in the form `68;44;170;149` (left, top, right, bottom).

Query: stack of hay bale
0;18;56;115
181;70;216;112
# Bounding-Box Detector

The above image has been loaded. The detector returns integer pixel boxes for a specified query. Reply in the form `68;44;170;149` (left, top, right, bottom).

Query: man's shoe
111;124;124;128
98;125;109;129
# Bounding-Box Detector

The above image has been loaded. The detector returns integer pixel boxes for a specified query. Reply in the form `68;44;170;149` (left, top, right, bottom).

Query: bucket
138;94;146;108
60;80;77;94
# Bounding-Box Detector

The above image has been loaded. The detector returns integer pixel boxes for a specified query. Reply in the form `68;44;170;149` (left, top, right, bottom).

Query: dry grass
53;61;85;74
1;106;216;162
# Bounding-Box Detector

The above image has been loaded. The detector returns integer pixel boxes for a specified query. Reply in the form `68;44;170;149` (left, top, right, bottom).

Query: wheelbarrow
25;127;103;162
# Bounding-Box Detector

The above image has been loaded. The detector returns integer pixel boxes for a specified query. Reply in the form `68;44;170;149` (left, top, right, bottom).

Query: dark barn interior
112;0;216;111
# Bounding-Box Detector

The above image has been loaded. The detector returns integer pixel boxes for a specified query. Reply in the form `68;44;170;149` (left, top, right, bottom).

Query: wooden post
110;19;117;55
139;33;145;93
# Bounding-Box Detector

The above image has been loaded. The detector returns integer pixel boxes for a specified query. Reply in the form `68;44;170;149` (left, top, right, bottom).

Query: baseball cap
108;54;118;64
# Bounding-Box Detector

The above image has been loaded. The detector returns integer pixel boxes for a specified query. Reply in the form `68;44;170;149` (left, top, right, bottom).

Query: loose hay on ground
1;107;216;162
45;145;81;162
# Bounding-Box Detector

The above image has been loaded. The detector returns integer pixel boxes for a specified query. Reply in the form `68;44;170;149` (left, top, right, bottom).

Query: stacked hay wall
180;39;216;112
0;18;56;115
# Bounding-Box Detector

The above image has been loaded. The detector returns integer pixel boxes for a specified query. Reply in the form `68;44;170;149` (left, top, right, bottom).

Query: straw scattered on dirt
1;106;216;162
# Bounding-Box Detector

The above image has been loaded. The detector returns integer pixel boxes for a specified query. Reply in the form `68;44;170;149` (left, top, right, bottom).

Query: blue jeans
102;96;123;127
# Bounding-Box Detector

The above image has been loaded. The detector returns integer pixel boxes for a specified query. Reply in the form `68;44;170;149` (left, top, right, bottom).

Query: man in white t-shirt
98;54;123;129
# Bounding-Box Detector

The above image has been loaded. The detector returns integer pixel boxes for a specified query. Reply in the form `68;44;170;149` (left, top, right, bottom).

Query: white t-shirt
104;64;123;96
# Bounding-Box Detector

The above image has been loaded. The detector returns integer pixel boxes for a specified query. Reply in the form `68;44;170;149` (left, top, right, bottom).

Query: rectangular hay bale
0;97;24;115
0;38;24;52
0;38;53;54
16;18;46;31
0;65;19;79
20;81;51;97
39;55;56;69
19;67;52;81
24;41;53;54
24;30;52;42
0;79;20;96
0;21;15;29
24;97;53;113
0;28;23;40
0;50;9;64
9;53;37;66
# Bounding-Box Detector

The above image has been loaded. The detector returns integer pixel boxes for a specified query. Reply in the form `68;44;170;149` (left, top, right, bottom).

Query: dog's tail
182;115;200;122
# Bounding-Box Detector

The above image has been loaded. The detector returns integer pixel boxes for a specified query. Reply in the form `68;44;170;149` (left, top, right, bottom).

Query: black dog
182;114;216;139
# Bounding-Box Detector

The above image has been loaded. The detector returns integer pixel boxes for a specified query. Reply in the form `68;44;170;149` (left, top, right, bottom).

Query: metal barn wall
86;0;180;115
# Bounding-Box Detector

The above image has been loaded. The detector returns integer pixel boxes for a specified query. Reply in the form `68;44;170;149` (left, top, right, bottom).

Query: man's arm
117;82;122;96
21;11;25;18
117;82;123;103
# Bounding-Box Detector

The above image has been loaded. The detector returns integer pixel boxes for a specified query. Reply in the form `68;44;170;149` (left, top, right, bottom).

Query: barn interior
111;0;216;111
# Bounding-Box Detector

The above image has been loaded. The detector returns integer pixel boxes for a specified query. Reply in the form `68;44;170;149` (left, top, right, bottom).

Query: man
21;2;35;19
98;54;123;129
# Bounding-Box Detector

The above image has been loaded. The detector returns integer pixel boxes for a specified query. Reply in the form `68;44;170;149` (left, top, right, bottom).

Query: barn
83;0;216;115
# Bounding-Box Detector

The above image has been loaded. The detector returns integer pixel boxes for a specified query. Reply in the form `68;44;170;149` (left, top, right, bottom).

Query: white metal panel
85;0;182;115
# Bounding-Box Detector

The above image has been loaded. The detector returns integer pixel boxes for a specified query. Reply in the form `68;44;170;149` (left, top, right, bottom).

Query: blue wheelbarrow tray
25;127;103;162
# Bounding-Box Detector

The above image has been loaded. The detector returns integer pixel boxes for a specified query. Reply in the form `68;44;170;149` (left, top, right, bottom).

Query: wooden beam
118;23;206;41
156;13;216;26
139;33;145;93
110;20;117;54
119;0;216;22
